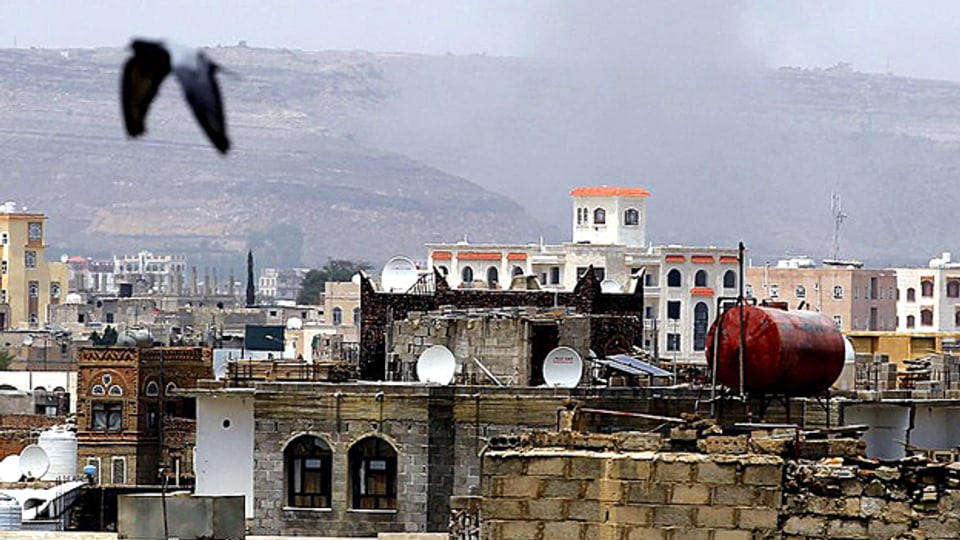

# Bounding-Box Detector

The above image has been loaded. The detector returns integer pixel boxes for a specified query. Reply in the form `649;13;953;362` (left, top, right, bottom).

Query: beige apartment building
0;205;68;329
744;260;897;332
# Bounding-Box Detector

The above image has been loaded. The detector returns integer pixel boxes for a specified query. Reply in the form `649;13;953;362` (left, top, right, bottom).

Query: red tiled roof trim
691;255;716;264
432;251;452;260
665;255;686;263
691;287;715;296
458;252;502;261
569;186;651;198
719;256;739;264
506;252;527;260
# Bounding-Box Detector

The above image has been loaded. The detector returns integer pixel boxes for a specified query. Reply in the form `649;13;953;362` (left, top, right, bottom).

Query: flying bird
121;39;231;154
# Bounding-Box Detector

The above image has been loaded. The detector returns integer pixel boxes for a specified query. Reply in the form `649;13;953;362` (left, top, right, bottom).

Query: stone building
361;264;643;380
76;346;212;486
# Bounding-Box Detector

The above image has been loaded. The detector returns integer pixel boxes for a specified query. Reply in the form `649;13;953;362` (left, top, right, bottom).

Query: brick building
76;346;212;486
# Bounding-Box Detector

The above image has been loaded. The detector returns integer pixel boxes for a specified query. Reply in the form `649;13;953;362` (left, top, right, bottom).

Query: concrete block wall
481;448;782;540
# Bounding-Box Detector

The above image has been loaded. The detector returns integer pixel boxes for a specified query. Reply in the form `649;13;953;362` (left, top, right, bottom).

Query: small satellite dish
19;445;49;479
542;346;583;388
22;335;34;347
286;317;303;330
0;455;20;483
59;254;69;263
600;279;622;293
380;256;419;293
416;345;456;385
351;271;364;285
843;336;856;363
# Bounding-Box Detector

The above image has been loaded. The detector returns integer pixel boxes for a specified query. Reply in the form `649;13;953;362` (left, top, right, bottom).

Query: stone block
859;497;884;517
695;506;736;528
782;516;825;537
755;487;782;507
607;504;652;526
697;435;749;454
826;519;867;539
481;498;526;520
583;479;625;502
541;478;582;499
626;482;669;504
653;460;693;483
696;461;738;484
652;505;693;527
616;432;662;451
541;520;582;539
625;528;666;540
485;456;525;476
742;463;782;486
568;455;603;478
612;457;653;481
526;498;566;521
737;507;779;529
917;517;960;539
712;485;755;506
495;520;540;540
670;484;711;505
711;530;753;540
497;476;540;498
526;457;566;477
663;527;710;540
566;499;602;521
867;521;910;538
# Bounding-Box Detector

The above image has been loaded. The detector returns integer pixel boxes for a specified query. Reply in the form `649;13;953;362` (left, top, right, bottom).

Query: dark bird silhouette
121;39;230;154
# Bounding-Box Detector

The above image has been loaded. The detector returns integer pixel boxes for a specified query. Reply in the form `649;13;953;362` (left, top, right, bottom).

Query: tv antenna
831;192;847;261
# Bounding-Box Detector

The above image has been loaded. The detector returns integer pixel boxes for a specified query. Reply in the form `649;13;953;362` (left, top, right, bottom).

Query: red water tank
705;305;845;396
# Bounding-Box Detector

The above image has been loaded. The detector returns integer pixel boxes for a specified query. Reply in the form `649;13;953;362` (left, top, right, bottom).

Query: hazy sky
5;1;960;81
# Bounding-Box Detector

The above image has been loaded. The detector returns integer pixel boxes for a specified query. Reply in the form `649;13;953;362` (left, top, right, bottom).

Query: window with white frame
833;285;844;300
770;284;780;298
795;285;806;299
111;457;126;484
24;251;36;268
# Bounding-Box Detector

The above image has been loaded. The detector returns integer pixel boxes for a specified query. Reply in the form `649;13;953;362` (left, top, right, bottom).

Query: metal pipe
578;407;686;424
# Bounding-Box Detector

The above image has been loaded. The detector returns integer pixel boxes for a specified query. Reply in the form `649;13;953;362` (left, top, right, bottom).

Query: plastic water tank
38;428;78;481
0;494;21;530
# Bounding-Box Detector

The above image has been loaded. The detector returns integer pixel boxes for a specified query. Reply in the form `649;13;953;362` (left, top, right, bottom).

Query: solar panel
608;354;673;378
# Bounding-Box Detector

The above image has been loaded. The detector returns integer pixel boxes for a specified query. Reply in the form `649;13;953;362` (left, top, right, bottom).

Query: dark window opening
349;437;397;510
286;435;333;508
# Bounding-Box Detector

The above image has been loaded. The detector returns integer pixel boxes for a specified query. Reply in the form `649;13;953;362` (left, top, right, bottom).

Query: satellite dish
19;445;49;479
542;346;583;388
286;317;303;330
600;279;622;293
59;254;69;263
22;335;34;347
843;336;856;363
416;345;456;385
0;455;20;483
380;256;419;293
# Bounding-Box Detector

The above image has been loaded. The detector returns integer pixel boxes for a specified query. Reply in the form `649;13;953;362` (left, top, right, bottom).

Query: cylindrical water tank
0;494;21;531
706;305;845;396
37;428;78;481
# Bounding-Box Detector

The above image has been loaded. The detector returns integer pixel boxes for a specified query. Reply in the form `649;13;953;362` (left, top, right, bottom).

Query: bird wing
121;40;171;137
174;55;230;154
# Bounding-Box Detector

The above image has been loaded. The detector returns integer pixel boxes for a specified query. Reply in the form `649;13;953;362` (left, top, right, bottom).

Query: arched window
907;288;916;302
795;285;806;299
165;382;177;395
353;307;361;326
694;270;708;287
921;309;934;326
667;269;682;287
349;436;397;510
285;435;333;508
948;281;960;298
722;270;736;289
332;307;343;326
955;311;960;327
922;280;934;298
624;208;639;226
693;303;709;351
486;266;499;288
907;315;916;328
576;208;583;225
461;266;473;284
512;266;524;277
593;208;606;225
145;381;159;397
833;285;843;300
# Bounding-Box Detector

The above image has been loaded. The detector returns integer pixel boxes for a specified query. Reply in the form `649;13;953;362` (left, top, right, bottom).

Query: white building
424;186;740;364
113;251;186;295
258;268;308;303
893;252;960;332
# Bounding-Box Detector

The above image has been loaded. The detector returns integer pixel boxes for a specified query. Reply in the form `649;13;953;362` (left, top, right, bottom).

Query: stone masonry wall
482;447;782;540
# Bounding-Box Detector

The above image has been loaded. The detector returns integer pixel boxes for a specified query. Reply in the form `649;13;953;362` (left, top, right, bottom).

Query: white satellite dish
542;346;583;388
0;455;20;483
19;445;49;479
286;317;303;330
380;256;419;293
416;345;456;385
600;279;622;293
22;335;34;347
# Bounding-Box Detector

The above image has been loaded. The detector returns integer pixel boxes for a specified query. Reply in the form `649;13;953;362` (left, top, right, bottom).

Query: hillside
2;46;960;268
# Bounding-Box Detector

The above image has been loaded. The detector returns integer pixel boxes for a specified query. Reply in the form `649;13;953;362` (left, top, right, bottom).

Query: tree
246;250;256;307
296;258;371;305
0;349;13;370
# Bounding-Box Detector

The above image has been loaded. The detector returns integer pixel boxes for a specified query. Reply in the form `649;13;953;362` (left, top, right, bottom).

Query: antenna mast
831;192;847;261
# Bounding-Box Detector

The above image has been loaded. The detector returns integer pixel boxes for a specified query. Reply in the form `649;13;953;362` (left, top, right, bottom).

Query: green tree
0;349;13;370
296;259;370;305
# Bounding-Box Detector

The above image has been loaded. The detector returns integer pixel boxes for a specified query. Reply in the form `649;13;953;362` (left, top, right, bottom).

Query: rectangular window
92;402;123;431
24;250;36;268
27;222;42;241
550;267;560;284
667;333;681;351
86;457;101;484
770;284;780;298
1;261;6;274
833;315;842;329
644;306;655;319
667;301;681;320
111;457;126;485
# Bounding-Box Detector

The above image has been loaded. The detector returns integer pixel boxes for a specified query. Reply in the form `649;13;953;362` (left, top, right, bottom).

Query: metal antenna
831;192;847;261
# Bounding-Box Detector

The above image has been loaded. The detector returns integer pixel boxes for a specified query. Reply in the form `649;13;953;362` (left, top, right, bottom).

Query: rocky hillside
2;47;960;268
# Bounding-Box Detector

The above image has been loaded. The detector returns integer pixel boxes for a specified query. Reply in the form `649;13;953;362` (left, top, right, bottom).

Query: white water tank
37;428;78;481
0;494;20;530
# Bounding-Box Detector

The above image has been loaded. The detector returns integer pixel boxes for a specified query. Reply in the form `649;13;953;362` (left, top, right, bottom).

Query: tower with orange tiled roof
570;186;650;247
